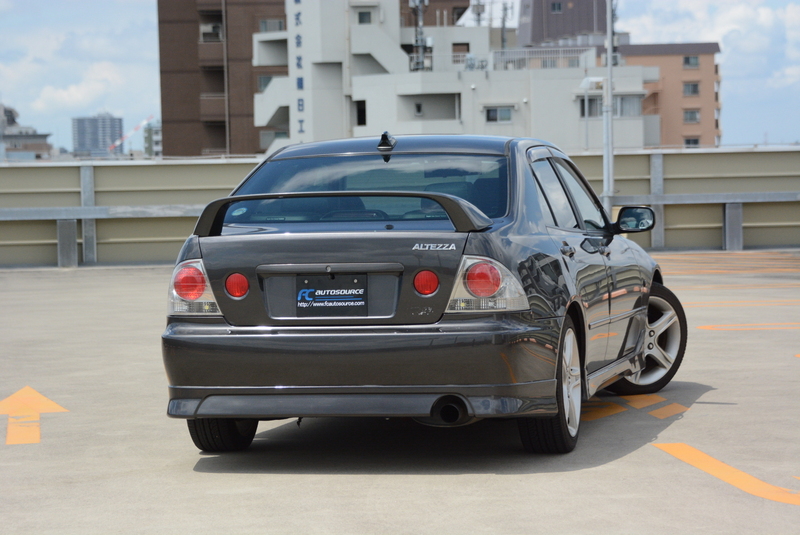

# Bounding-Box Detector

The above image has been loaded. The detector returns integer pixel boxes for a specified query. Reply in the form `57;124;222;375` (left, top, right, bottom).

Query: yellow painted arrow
0;386;68;445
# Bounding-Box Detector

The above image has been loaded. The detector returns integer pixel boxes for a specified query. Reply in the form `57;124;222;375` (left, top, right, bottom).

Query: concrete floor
1;250;799;534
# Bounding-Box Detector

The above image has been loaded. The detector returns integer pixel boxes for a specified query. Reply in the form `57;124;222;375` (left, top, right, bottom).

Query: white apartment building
253;0;660;154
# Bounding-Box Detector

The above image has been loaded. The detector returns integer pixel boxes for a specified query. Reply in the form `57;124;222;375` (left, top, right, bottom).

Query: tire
606;282;687;395
187;418;258;452
518;315;582;454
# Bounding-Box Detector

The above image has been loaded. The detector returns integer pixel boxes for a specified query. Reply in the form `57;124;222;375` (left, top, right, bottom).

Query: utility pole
601;0;615;216
473;0;484;27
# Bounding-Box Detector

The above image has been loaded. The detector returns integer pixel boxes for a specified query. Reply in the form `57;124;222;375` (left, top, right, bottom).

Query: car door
527;149;613;375
550;155;648;370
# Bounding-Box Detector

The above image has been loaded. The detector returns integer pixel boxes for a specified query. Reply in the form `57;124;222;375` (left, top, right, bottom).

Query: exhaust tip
413;396;474;427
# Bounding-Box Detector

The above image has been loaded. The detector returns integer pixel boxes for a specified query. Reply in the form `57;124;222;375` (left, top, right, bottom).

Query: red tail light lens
225;273;249;298
465;262;501;297
174;266;206;301
413;270;439;295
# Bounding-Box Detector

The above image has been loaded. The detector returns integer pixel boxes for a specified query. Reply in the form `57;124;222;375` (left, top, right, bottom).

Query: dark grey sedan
162;134;687;454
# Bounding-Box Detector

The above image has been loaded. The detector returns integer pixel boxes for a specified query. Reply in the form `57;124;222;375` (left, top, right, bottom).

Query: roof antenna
377;131;396;162
377;131;397;151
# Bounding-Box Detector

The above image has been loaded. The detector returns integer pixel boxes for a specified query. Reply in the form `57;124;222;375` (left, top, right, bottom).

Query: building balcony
198;41;224;67
196;0;221;13
200;93;226;123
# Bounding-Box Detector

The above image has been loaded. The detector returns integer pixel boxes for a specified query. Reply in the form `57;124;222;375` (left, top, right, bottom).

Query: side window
551;159;606;231
530;173;556;226
531;159;579;229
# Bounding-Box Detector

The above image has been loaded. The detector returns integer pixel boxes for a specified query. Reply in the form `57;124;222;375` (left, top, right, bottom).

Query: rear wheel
606;282;687;395
518;316;582;454
187;418;258;452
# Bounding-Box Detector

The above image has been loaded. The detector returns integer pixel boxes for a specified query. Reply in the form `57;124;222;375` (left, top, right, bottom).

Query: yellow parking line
698;323;800;331
654;443;800;506
621;394;666;409
581;401;627;421
649;403;689;419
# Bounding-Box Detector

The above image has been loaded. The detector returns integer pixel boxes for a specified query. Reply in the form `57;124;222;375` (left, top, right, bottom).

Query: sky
0;0;798;152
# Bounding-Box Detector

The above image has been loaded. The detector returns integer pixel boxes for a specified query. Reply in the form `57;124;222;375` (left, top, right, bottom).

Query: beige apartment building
620;43;722;148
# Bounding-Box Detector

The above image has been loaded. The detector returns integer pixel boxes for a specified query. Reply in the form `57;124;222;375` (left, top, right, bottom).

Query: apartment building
517;0;722;147
621;43;722;147
157;0;469;156
72;112;123;158
253;0;659;154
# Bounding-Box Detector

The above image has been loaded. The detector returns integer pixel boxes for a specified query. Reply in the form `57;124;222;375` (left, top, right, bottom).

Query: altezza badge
412;243;457;251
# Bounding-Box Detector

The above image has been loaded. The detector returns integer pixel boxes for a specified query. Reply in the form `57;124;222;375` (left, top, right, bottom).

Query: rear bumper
162;315;561;419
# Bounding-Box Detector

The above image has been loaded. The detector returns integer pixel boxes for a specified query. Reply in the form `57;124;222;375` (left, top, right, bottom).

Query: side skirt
586;351;646;398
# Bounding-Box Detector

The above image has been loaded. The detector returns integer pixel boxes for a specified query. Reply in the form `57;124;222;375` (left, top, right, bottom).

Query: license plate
296;274;368;317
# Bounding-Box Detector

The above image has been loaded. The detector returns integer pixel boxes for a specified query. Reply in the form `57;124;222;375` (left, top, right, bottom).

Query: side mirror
614;206;655;234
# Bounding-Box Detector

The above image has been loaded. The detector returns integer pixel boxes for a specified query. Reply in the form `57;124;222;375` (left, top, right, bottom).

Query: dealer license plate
296;274;368;317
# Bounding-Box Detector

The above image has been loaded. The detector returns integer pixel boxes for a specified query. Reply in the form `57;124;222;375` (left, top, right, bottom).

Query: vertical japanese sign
293;0;306;137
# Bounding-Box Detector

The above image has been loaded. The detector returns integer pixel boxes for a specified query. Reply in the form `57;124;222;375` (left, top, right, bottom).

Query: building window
684;138;700;148
683;82;700;96
683;109;700;124
551;2;562;13
541;58;557;68
683;55;699;68
260;19;285;32
257;76;272;92
614;95;642;117
355;100;366;126
486;107;512;123
580;97;601;118
358;11;372;24
414;103;423;116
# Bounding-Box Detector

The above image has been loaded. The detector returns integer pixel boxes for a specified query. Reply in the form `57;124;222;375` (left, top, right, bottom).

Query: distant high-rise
72;112;124;157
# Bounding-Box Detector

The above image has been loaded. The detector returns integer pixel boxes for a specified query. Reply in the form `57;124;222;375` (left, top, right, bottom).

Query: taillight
168;260;221;315
465;262;501;297
174;266;205;300
413;270;439;295
225;273;249;298
446;256;528;313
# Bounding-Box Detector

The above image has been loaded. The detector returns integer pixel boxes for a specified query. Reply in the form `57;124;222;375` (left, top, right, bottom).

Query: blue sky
0;0;798;152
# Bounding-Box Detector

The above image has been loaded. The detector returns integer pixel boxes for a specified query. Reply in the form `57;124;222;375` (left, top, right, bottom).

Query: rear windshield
233;154;508;220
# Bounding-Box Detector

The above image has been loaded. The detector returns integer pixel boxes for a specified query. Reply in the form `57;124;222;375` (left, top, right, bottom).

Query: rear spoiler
193;191;494;237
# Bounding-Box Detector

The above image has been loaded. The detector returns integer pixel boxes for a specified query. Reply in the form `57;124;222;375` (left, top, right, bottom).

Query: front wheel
187;418;258;452
518;315;582;454
606;282;687;395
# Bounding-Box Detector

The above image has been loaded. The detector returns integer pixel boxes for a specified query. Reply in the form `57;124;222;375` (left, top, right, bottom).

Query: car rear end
162;137;561;430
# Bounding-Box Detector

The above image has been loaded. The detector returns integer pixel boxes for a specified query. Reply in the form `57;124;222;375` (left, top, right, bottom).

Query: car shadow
193;381;715;475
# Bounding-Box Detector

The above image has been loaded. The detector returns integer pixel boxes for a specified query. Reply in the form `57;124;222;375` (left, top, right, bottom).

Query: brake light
465;262;501;297
225;273;250;298
174;266;205;301
168;260;221;315
446;256;528;313
413;270;439;295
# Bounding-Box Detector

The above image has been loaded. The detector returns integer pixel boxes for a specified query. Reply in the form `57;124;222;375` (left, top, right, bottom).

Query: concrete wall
0;159;260;266
1;147;798;267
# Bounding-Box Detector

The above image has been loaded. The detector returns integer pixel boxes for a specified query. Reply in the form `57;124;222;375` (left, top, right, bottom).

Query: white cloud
786;4;800;60
767;65;800;88
31;62;125;112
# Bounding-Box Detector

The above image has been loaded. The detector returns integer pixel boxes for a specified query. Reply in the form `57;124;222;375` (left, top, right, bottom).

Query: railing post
724;203;744;251
80;164;97;264
649;153;666;248
57;219;79;268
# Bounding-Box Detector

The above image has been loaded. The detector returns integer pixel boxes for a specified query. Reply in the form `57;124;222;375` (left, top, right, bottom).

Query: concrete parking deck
1;250;799;534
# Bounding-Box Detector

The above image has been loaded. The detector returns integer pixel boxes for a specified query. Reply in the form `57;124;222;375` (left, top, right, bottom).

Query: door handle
560;243;576;258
